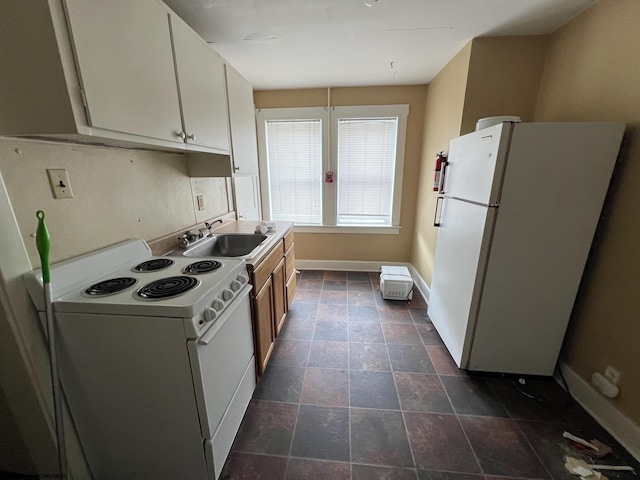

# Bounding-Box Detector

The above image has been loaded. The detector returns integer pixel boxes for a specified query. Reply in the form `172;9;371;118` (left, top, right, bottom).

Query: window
265;119;322;224
256;104;408;232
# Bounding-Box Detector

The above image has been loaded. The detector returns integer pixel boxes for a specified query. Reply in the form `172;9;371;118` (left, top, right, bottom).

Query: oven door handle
198;284;252;345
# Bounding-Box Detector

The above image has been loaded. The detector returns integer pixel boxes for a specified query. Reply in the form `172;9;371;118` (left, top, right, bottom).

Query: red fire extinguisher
433;152;447;192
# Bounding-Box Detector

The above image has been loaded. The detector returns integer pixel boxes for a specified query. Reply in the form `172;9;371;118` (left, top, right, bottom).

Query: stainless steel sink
182;234;267;257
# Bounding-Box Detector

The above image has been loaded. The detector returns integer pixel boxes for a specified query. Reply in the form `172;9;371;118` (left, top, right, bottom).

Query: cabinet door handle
187;133;196;142
175;130;186;140
234;166;240;172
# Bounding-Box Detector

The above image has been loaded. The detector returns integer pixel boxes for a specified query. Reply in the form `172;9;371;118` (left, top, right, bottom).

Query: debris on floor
564;455;635;478
563;431;613;458
583;439;614;459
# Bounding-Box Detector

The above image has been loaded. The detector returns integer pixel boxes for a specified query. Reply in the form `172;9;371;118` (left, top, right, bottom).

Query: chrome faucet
179;219;223;248
204;219;223;236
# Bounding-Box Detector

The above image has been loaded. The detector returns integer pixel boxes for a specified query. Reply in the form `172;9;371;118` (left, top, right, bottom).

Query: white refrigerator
427;121;624;376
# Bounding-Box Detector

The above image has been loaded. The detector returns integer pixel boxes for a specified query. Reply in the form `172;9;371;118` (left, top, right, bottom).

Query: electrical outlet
604;366;621;385
47;169;74;199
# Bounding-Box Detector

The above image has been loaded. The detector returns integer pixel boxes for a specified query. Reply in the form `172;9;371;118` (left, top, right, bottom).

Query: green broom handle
36;211;51;284
35;211;66;476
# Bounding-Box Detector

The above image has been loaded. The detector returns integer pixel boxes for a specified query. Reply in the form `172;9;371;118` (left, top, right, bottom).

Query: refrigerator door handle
433;196;444;227
438;159;450;194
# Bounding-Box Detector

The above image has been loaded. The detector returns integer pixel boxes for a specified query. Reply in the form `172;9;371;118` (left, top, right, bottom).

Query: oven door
187;284;255;471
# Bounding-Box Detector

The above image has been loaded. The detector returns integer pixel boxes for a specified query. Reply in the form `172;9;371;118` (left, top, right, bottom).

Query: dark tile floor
221;270;639;480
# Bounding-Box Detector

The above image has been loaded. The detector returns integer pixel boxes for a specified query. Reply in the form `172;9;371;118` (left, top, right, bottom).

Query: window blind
265;120;322;224
337;117;398;225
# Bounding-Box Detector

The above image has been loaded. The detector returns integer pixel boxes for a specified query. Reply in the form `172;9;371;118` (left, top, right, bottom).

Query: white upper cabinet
225;65;260;175
169;14;230;154
0;0;231;159
64;0;184;144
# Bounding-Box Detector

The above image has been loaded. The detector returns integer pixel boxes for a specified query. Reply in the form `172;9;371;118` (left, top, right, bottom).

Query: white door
445;123;511;204
428;198;496;367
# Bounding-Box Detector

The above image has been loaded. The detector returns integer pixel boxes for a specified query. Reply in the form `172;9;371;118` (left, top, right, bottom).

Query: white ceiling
163;0;597;90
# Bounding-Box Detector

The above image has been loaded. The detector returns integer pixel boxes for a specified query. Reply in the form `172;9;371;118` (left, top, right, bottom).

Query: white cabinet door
170;15;230;154
225;65;259;175
64;0;183;143
234;176;261;220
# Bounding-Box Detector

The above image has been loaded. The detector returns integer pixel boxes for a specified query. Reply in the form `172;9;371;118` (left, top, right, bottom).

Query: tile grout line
388;324;420;473
512;416;555;480
442;378;486;476
346;276;353;480
282;282;319;480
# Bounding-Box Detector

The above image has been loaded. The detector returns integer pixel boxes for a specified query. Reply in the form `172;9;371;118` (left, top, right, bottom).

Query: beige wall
254;86;428;263
462;36;549;134
0;138;230;265
410;43;471;285
534;0;640;424
410;36;548;286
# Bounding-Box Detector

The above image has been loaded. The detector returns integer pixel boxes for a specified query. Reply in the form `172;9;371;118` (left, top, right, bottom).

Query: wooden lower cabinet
253;276;275;375
248;228;296;377
272;258;287;337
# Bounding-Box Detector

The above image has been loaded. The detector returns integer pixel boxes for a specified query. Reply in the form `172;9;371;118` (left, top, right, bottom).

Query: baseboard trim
296;259;393;272
559;362;640;462
295;260;431;303
408;264;430;302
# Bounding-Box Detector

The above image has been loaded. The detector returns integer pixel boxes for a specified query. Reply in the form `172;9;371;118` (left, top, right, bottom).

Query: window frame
256;104;408;234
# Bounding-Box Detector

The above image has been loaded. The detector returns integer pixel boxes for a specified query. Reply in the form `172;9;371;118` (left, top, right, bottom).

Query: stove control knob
222;288;234;301
203;307;217;322
212;299;225;311
237;273;248;285
230;280;242;292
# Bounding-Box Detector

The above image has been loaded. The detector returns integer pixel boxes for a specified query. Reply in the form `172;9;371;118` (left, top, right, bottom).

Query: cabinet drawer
284;228;294;252
251;240;284;291
286;272;297;310
285;244;296;281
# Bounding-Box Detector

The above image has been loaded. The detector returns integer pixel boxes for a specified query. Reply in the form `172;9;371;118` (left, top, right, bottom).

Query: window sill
293;225;401;235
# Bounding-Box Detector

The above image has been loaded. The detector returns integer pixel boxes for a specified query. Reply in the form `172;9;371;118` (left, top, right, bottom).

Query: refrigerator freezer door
427;197;497;368
445;123;512;205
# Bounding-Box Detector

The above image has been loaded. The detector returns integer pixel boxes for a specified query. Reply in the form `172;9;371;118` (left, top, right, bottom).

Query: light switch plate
196;194;205;211
47;169;74;199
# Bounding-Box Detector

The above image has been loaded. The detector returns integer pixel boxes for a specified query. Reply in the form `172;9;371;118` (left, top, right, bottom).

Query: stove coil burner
85;277;137;296
136;276;199;300
132;258;174;272
183;260;222;275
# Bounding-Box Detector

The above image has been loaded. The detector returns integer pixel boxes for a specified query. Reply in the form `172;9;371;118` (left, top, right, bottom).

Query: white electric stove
24;239;256;480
